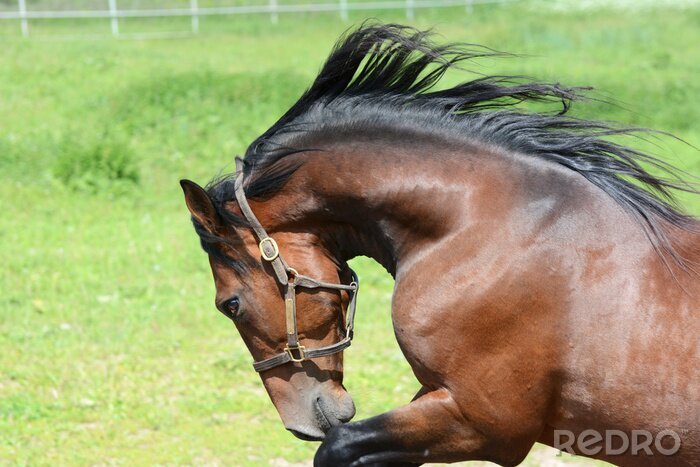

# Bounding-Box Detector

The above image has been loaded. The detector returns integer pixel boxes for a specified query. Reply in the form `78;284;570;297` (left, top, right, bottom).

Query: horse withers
181;24;699;466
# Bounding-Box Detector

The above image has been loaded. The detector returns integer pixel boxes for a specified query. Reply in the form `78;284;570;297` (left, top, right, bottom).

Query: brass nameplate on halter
285;298;295;334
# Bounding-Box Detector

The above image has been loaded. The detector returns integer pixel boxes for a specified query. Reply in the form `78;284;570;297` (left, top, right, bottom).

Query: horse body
255;137;700;465
182;24;699;466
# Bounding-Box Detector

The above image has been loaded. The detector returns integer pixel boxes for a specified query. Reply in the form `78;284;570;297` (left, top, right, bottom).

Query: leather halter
233;158;359;373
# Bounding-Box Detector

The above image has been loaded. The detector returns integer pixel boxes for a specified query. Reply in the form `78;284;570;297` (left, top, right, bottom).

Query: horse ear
180;179;221;233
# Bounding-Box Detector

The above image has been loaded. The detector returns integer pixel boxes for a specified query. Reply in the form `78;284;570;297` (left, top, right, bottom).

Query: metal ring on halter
259;237;280;261
284;344;307;362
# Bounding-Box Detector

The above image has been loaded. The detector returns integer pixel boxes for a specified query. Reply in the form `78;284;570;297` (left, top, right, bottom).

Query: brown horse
181;24;699;466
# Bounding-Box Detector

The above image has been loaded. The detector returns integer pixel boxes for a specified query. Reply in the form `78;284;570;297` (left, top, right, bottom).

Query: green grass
1;3;699;465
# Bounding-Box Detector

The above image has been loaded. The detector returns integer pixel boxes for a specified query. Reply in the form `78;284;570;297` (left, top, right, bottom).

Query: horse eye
222;297;240;318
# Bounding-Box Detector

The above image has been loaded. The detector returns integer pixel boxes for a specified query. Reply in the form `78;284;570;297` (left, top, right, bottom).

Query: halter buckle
259;237;279;262
284;344;307;363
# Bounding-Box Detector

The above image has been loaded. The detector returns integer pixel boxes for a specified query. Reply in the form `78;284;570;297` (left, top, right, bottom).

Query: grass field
1;1;699;465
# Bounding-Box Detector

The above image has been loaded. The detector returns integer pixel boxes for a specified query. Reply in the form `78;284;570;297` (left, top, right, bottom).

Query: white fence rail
0;0;517;37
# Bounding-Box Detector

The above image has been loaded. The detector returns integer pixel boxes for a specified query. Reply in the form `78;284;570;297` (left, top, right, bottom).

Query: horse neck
254;142;700;287
259;143;512;277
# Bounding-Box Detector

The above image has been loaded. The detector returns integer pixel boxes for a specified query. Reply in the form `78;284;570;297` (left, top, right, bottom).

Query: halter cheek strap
233;158;359;373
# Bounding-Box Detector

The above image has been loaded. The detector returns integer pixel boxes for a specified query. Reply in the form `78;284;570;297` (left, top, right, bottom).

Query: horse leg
314;387;509;467
347;387;441;467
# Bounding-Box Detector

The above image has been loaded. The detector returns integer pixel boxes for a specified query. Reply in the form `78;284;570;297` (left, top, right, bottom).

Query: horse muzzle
285;388;356;441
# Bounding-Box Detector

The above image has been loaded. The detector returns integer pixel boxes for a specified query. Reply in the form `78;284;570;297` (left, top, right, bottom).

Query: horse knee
314;425;354;467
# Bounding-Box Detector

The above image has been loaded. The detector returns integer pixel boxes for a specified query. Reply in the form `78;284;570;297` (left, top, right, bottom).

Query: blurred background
1;0;698;465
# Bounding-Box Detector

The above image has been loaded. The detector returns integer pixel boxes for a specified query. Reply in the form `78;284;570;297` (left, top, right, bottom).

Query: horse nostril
314;398;335;430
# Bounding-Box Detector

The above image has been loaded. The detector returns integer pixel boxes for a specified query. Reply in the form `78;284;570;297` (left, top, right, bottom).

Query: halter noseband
233;158;359;373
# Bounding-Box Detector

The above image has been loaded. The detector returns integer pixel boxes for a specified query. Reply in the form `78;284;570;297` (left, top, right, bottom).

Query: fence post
17;0;28;37
466;0;473;13
108;0;119;36
269;0;278;24
190;0;199;33
339;0;348;21
406;0;414;20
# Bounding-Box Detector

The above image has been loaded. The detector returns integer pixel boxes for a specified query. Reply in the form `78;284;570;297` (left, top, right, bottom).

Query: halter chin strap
233;158;359;373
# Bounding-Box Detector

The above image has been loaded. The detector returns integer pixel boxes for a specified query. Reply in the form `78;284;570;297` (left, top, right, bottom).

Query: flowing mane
201;23;698;266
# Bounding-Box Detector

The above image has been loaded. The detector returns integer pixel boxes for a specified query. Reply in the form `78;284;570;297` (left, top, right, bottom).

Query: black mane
203;23;698;267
